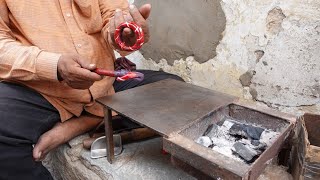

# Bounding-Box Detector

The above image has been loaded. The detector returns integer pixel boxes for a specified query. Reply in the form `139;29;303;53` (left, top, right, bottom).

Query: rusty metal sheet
303;113;320;146
290;113;320;179
97;79;236;137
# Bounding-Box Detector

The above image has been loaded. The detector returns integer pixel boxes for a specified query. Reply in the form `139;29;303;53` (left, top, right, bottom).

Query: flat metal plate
97;79;236;137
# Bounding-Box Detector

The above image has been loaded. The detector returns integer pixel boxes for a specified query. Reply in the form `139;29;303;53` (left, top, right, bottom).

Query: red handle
94;68;116;77
94;68;144;82
114;22;145;51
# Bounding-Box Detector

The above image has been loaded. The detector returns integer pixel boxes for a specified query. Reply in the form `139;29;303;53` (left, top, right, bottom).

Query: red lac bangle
114;21;145;51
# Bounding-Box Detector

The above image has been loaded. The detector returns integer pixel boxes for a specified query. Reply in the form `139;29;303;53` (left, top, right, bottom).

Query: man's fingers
114;9;125;28
129;4;150;43
81;63;97;71
122;28;134;37
124;14;133;22
129;5;145;24
75;56;100;76
73;67;102;81
123;14;134;36
109;17;115;37
138;4;152;19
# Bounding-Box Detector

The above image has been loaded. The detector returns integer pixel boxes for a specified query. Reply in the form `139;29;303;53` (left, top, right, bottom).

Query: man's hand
108;4;151;49
57;54;102;89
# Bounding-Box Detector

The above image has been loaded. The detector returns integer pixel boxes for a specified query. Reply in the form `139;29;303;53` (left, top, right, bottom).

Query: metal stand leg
104;108;114;164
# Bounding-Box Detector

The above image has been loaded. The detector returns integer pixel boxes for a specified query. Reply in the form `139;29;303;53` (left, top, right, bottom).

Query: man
0;1;182;179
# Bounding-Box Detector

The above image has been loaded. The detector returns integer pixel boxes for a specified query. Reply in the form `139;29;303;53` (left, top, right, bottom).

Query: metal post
104;108;114;163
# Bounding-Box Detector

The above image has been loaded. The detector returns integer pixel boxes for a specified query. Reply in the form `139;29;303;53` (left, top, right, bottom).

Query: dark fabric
113;70;184;92
0;82;59;180
114;57;136;71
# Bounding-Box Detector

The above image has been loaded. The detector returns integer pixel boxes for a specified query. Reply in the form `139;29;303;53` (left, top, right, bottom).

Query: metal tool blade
90;134;123;159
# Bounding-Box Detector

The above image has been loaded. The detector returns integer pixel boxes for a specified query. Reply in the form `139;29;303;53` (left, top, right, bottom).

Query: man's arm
0;0;61;81
0;1;102;89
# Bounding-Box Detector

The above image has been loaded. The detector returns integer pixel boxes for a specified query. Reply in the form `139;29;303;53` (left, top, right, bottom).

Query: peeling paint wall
127;0;320;114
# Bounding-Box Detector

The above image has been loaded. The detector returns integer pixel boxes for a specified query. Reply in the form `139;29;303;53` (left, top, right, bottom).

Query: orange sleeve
0;0;61;81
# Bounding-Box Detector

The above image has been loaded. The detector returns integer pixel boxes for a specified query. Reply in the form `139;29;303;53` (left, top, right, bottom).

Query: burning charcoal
196;136;213;148
203;124;219;137
233;142;258;162
229;123;248;138
243;125;264;140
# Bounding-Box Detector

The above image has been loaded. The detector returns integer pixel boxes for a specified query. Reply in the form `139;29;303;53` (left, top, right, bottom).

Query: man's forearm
0;37;61;81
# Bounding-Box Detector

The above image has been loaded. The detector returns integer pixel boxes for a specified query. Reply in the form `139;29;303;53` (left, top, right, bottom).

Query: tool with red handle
94;68;144;82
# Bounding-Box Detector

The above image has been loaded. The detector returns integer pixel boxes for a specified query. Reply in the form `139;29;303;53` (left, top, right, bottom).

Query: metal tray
163;102;296;180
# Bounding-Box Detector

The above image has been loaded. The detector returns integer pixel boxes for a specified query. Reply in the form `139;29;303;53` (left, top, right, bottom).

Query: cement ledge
43;135;194;180
43;135;292;180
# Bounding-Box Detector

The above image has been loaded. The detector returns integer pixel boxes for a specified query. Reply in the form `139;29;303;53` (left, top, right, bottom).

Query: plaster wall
134;0;226;64
128;0;320;114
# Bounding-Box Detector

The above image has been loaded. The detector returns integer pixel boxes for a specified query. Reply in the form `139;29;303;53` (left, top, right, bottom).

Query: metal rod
104;108;114;164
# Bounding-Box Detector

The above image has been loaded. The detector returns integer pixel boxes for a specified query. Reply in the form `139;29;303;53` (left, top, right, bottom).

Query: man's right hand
57;54;102;89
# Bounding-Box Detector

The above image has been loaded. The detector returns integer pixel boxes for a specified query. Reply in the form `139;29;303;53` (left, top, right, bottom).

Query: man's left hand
108;4;151;50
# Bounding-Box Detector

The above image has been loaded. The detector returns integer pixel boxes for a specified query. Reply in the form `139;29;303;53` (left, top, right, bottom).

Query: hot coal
229;123;264;140
233;142;258;163
229;123;248;139
243;125;264;140
195;118;280;164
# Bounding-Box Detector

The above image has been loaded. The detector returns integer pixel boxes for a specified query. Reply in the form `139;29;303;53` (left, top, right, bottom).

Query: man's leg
113;70;184;92
33;113;102;161
0;82;60;180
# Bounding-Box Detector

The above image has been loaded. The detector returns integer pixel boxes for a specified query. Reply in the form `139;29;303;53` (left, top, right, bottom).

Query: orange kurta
0;0;129;121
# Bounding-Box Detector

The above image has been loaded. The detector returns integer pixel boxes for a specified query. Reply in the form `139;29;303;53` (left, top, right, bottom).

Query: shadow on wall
134;0;226;64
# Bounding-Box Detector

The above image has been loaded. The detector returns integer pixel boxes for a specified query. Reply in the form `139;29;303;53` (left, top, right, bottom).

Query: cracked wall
127;0;320;113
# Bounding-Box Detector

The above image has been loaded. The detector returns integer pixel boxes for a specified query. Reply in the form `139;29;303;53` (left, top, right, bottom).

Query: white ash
260;130;280;146
212;145;242;162
195;136;212;148
195;119;280;163
211;136;235;148
221;120;234;130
